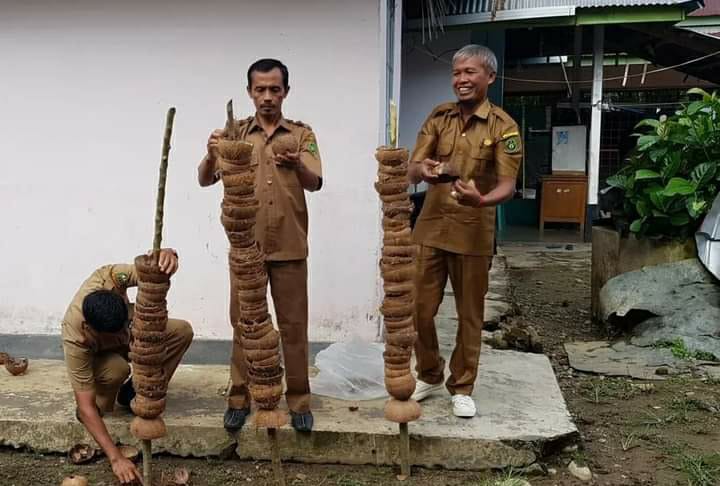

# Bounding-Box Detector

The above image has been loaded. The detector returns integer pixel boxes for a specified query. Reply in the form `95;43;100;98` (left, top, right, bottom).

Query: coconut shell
128;349;166;366
249;354;281;369
132;363;166;380
381;264;415;283
245;346;280;362
237;286;267;304
378;161;409;176
384;343;413;357
375;181;409;196
131;329;166;344
68;444;96;465
385;367;411;379
222;202;260;220
385;373;416;401
5;357;28;376
130;341;166;356
384;398;421;423
226;230;256;247
271;132;300;156
385;330;417;347
380;298;414;319
249;371;284;386
130;396;166;419
383;353;410;365
384;282;415;298
385;361;412;371
384;316;414;332
130;416;167;440
132;318;167;333
242;320;274;340
383;245;415;259
222;215;256;232
118;445;140;462
242;329;280;350
61;475;89;486
218;139;254;163
254;408;288;428
134;255;171;284
380;190;411;203
375;146;409;165
383;203;413;219
222;172;256;189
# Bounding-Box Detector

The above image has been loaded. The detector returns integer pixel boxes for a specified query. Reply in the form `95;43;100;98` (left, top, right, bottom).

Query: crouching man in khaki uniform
61;249;193;485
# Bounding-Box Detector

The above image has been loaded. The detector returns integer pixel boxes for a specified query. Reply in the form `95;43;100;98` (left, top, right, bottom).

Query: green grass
677;453;720;486
655;338;718;362
579;378;636;404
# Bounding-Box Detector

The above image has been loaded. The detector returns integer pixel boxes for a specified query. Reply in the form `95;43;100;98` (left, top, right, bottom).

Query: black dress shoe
290;411;314;432
224;407;251;432
116;379;136;408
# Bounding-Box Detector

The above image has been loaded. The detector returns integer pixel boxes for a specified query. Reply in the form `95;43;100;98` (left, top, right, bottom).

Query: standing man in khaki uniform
198;58;322;433
408;45;522;418
62;249;193;484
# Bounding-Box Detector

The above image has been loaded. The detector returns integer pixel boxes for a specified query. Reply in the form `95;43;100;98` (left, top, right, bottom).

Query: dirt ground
2;245;719;485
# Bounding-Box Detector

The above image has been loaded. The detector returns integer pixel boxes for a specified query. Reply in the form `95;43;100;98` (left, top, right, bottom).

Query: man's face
247;68;288;117
452;56;496;105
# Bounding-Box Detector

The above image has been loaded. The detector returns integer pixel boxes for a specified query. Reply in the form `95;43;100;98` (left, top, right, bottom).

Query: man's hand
156;248;179;275
206;129;225;163
420;159;441;184
451;179;487;207
274;151;302;169
110;455;143;485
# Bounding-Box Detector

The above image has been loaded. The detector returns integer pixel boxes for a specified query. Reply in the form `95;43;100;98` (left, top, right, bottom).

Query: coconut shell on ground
5;357;28;376
384;398;421;423
68;444;96;465
130;416;167;440
61;475;89;486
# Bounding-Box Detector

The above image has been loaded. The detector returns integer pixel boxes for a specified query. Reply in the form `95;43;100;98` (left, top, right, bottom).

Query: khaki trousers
95;318;193;412
413;245;490;396
228;259;311;413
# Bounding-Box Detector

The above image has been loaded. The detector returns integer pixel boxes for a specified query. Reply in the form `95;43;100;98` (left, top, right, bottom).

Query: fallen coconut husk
68;444;96;465
130;416;167;440
5;356;28;376
118;444;140;462
61;475;89;486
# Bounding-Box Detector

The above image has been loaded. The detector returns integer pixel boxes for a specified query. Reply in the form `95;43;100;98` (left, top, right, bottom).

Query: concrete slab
0;254;577;470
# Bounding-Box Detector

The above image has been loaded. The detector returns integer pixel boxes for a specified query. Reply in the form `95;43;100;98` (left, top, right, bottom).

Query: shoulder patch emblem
504;135;521;154
115;272;129;286
308;142;319;156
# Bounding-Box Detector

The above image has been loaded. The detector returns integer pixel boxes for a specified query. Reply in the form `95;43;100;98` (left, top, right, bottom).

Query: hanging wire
412;45;720;85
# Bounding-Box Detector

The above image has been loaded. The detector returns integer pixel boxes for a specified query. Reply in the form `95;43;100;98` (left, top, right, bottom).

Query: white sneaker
452;394;477;418
411;380;444;401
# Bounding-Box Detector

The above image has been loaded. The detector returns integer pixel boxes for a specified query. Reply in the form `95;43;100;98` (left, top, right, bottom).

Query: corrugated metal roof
447;0;691;15
689;0;720;16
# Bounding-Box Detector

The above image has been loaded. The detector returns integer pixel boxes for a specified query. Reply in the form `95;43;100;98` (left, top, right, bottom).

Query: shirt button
461;133;466;137
267;179;273;185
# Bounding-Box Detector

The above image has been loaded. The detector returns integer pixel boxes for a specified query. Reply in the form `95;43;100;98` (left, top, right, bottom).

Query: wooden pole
153;107;176;262
399;422;410;479
267;428;286;486
142;439;152;485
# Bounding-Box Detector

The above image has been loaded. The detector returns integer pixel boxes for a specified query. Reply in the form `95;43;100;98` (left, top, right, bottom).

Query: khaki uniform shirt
410;99;523;256
61;264;136;391
211;116;323;261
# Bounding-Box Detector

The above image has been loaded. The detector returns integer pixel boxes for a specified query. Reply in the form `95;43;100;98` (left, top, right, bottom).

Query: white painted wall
0;0;386;341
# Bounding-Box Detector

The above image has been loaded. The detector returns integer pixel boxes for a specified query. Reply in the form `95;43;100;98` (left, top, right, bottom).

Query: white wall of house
0;0;387;341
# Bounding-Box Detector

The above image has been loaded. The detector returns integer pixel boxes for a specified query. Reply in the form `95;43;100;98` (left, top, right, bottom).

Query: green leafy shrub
606;88;720;240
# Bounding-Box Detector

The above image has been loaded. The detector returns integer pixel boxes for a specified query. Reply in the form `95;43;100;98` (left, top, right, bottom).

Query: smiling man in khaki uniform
408;45;522;418
62;249;193;484
198;58;322;433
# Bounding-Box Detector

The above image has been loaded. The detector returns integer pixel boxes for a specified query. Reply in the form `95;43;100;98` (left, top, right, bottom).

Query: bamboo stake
142;439;152;485
398;422;410;479
267;428;286;486
153;107;176;262
226;99;236;140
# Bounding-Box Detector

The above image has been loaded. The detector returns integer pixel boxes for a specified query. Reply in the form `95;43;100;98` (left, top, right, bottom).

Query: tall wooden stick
226;99;236;140
268;428;286;486
399;423;410;479
142;440;152;486
153;107;176;261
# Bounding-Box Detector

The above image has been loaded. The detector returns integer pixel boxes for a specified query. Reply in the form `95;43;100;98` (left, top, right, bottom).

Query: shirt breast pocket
436;138;455;162
470;144;495;176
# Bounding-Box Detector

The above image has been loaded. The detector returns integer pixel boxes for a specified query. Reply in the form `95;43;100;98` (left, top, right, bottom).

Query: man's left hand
451;180;487;207
156;248;179;275
274;152;302;170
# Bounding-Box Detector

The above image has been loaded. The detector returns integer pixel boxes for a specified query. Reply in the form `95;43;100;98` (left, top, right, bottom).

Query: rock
547;468;558;475
568;461;593;481
656;367;670;376
520;462;546;476
600;259;720;359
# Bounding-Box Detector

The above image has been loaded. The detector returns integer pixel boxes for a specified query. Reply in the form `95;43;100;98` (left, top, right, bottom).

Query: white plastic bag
310;341;388;401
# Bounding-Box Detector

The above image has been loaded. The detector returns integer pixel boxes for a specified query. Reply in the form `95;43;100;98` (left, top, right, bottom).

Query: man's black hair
82;290;128;333
247;58;289;90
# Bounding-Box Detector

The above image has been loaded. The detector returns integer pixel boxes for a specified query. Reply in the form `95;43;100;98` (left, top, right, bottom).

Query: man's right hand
111;455;143;485
420;158;441;184
206;129;225;162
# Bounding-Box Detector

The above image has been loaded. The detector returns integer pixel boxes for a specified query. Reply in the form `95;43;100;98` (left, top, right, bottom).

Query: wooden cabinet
539;174;588;234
